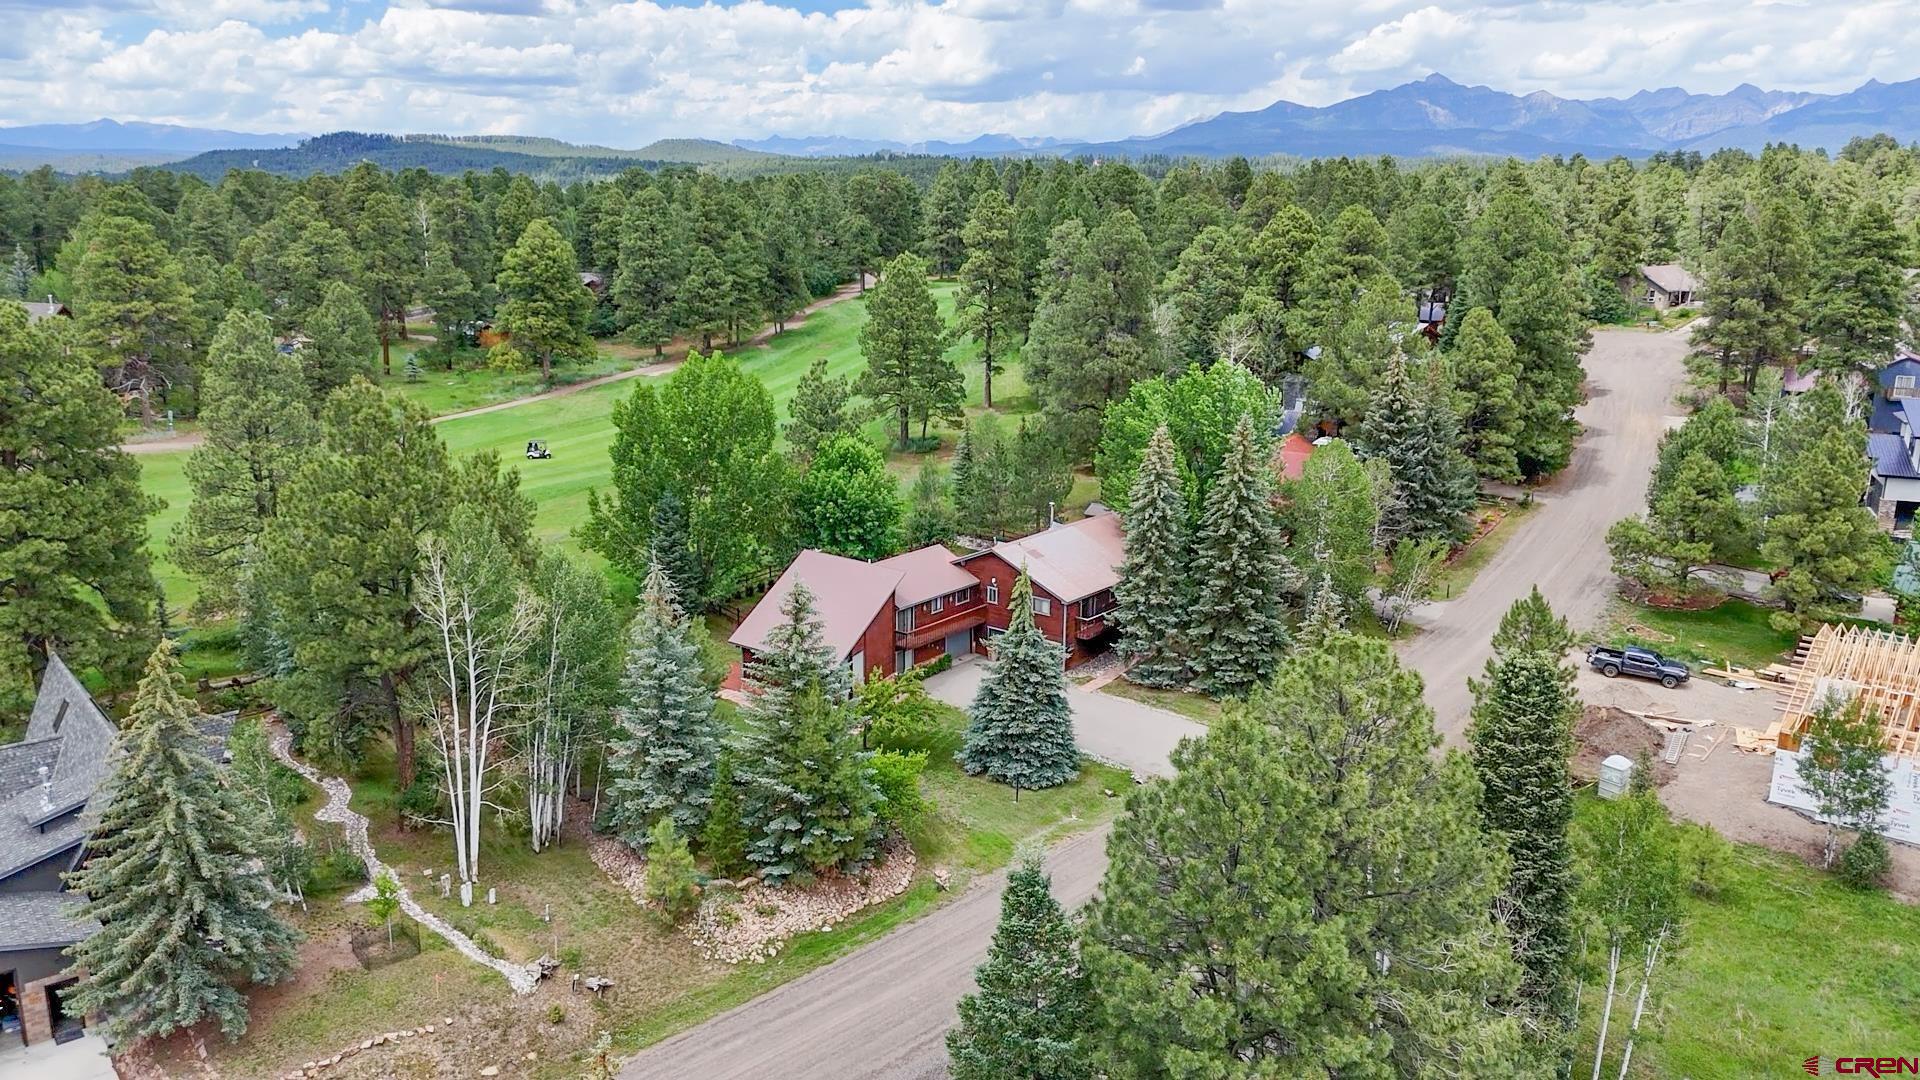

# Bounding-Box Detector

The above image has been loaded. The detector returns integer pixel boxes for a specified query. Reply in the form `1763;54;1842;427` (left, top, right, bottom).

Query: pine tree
647;491;704;607
301;281;378;404
1469;592;1581;1038
1760;386;1890;623
785;355;855;462
4;243;29;299
174;309;317;613
736;679;880;883
495;218;593;382
65;640;301;1042
947;855;1093;1080
680;246;733;351
1083;634;1528;1076
958;572;1079;791
420;238;481;362
1359;354;1477;543
72;211;198;426
955;187;1024;408
605;565;720;846
643;818;702;922
1688;196;1811;392
903;461;957;549
1447;306;1525;483
1161;224;1250;370
1187;416;1291;696
612;187;680;356
949;423;979;533
1009;420;1072;534
0;302;157;720
1113;426;1190;688
857;252;959;447
1023;212;1159;456
1810;201;1907;379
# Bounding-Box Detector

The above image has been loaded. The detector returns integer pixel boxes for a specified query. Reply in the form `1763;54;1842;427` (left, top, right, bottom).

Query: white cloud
7;0;1920;145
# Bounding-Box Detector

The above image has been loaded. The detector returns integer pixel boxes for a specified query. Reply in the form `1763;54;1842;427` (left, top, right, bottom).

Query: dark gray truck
1587;645;1690;689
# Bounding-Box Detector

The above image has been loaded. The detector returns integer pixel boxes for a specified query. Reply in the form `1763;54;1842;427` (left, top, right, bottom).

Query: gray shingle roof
1640;263;1700;295
0;891;96;952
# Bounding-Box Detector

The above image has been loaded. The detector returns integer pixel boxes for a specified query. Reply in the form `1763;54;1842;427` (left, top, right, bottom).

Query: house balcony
1074;612;1113;640
896;609;988;650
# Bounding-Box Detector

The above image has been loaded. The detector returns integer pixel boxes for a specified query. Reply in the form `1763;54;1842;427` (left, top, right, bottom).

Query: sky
3;0;1917;146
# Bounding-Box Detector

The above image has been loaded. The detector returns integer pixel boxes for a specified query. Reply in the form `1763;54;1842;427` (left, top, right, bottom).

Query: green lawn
1577;802;1920;1077
1430;500;1537;599
372;340;642;418
1605;597;1801;670
207;700;1125;1079
1098;679;1227;725
139;283;1007;612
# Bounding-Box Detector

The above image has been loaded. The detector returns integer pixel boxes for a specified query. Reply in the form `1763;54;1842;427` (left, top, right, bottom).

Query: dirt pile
1572;706;1676;788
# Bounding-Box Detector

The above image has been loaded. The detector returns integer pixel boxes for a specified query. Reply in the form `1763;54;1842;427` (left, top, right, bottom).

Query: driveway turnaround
621;325;1690;1079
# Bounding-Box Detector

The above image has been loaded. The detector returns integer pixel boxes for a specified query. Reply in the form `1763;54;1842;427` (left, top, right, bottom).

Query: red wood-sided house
728;513;1127;685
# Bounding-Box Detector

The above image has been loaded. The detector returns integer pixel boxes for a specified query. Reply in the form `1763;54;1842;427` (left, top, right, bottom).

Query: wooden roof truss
1777;623;1920;757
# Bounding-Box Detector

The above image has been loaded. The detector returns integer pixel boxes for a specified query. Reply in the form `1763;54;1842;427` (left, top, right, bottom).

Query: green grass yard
1605;596;1801;670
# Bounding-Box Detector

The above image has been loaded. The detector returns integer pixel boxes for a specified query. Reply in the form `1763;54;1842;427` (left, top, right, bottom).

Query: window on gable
985;580;999;604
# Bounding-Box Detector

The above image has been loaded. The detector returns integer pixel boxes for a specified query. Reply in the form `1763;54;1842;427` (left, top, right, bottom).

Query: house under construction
1774;623;1920;756
1769;623;1920;845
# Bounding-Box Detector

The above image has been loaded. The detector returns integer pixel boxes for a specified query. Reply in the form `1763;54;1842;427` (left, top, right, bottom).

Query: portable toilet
1598;754;1635;799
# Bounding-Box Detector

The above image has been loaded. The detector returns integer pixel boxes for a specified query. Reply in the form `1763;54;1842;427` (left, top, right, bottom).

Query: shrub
1838;831;1891;891
853;669;947;753
546;1003;566;1025
644;818;702;922
305;844;366;895
398;776;442;823
870;750;929;829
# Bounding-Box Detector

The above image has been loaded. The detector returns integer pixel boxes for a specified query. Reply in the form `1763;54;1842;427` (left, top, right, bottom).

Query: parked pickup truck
1587;645;1690;689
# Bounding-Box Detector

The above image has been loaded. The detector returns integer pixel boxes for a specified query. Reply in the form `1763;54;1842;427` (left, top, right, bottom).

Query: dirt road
121;276;871;456
617;326;1692;1080
1400;326;1689;740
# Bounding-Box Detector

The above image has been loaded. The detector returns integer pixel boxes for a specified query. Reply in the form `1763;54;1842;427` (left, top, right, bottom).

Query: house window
929;595;944;615
950;587;973;606
1898;375;1916;390
986;580;999;604
1031;596;1052;617
1080;593;1113;620
895;607;914;633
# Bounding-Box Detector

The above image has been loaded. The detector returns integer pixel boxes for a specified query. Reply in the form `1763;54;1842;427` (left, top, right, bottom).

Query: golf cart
526;440;552;460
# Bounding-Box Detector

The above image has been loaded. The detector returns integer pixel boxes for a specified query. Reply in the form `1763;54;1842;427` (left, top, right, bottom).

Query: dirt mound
1573;706;1676;788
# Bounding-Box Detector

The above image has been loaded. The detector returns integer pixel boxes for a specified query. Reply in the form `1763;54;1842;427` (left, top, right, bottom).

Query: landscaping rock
686;834;917;964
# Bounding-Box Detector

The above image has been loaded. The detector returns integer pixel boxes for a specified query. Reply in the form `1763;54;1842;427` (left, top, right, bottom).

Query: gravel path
268;725;541;995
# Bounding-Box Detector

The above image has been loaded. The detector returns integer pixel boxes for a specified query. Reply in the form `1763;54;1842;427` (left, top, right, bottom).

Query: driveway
1398;326;1690;739
0;1033;117;1080
923;658;1204;777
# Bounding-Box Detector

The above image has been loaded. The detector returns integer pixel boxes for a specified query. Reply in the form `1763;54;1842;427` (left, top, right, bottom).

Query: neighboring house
579;271;606;295
728;513;1128;683
1274;432;1318;481
0;653;233;1048
18;298;69;324
1415;300;1446;343
1867;351;1920;435
1622;264;1701;310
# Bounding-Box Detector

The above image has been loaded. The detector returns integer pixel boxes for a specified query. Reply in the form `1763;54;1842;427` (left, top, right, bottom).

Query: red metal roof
875;544;979;607
987;513;1125;604
1276;432;1316;480
727;550;902;661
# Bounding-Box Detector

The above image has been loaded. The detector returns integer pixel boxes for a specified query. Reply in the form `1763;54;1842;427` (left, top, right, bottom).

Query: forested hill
163;132;670;182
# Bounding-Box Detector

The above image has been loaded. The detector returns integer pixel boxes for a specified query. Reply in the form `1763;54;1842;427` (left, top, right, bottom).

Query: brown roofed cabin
1622;264;1700;311
727;513;1127;686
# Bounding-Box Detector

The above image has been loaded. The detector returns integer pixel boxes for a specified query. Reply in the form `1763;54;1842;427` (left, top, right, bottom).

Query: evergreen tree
1608;451;1744;592
1187;416;1291;696
1797;695;1892;869
4;243;29;299
647;491;704;604
1810;201;1907;379
736;677;880;883
494;217;593;382
1160;224;1250;370
643;817;702;922
0;303;157;721
920;162;973;275
795;435;903;560
958;572;1078;790
1760;386;1890;623
857;252;959;447
680;245;733;351
903;461;957;549
1009;420;1072;533
72;212;198;426
65;640;301;1042
1024;211;1160;455
947;855;1093;1080
1689;196;1812;393
1083;634;1529;1077
701;752;749;877
1359;354;1477;543
301;281;378;404
612;187;680;356
174;309;317;613
420;238;480;362
1113;426;1190;688
1469;593;1581;1037
1448;306;1525;483
605;565;721;845
955;187;1024;408
785;355;856;463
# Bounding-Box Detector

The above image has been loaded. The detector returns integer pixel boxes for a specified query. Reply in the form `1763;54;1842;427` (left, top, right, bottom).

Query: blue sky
4;0;1915;145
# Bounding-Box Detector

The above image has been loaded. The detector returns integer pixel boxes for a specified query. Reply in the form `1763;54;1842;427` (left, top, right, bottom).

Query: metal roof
875;545;978;608
728;550;902;661
985;513;1126;604
1870;433;1920;480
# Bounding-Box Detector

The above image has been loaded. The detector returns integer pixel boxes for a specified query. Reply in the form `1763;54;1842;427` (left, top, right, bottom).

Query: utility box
1598;754;1635;800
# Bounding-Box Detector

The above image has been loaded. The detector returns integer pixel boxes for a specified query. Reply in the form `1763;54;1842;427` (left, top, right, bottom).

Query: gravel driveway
923;658;1204;778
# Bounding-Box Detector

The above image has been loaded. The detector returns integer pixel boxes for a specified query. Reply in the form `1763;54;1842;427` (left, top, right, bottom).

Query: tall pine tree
65;639;301;1042
1810;200;1907;379
1187;415;1291;696
955;187;1024;409
958;572;1079;790
1083;633;1529;1076
1469;590;1581;1042
1113;426;1190;688
946;855;1093;1080
858;251;960;447
1359;353;1477;543
605;564;720;846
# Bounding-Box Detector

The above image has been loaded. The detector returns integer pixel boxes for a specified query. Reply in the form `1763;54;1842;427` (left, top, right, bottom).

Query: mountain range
736;74;1920;160
6;73;1920;177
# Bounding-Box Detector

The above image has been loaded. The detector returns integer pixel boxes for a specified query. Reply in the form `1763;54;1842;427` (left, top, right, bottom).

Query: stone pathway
268;725;541;994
